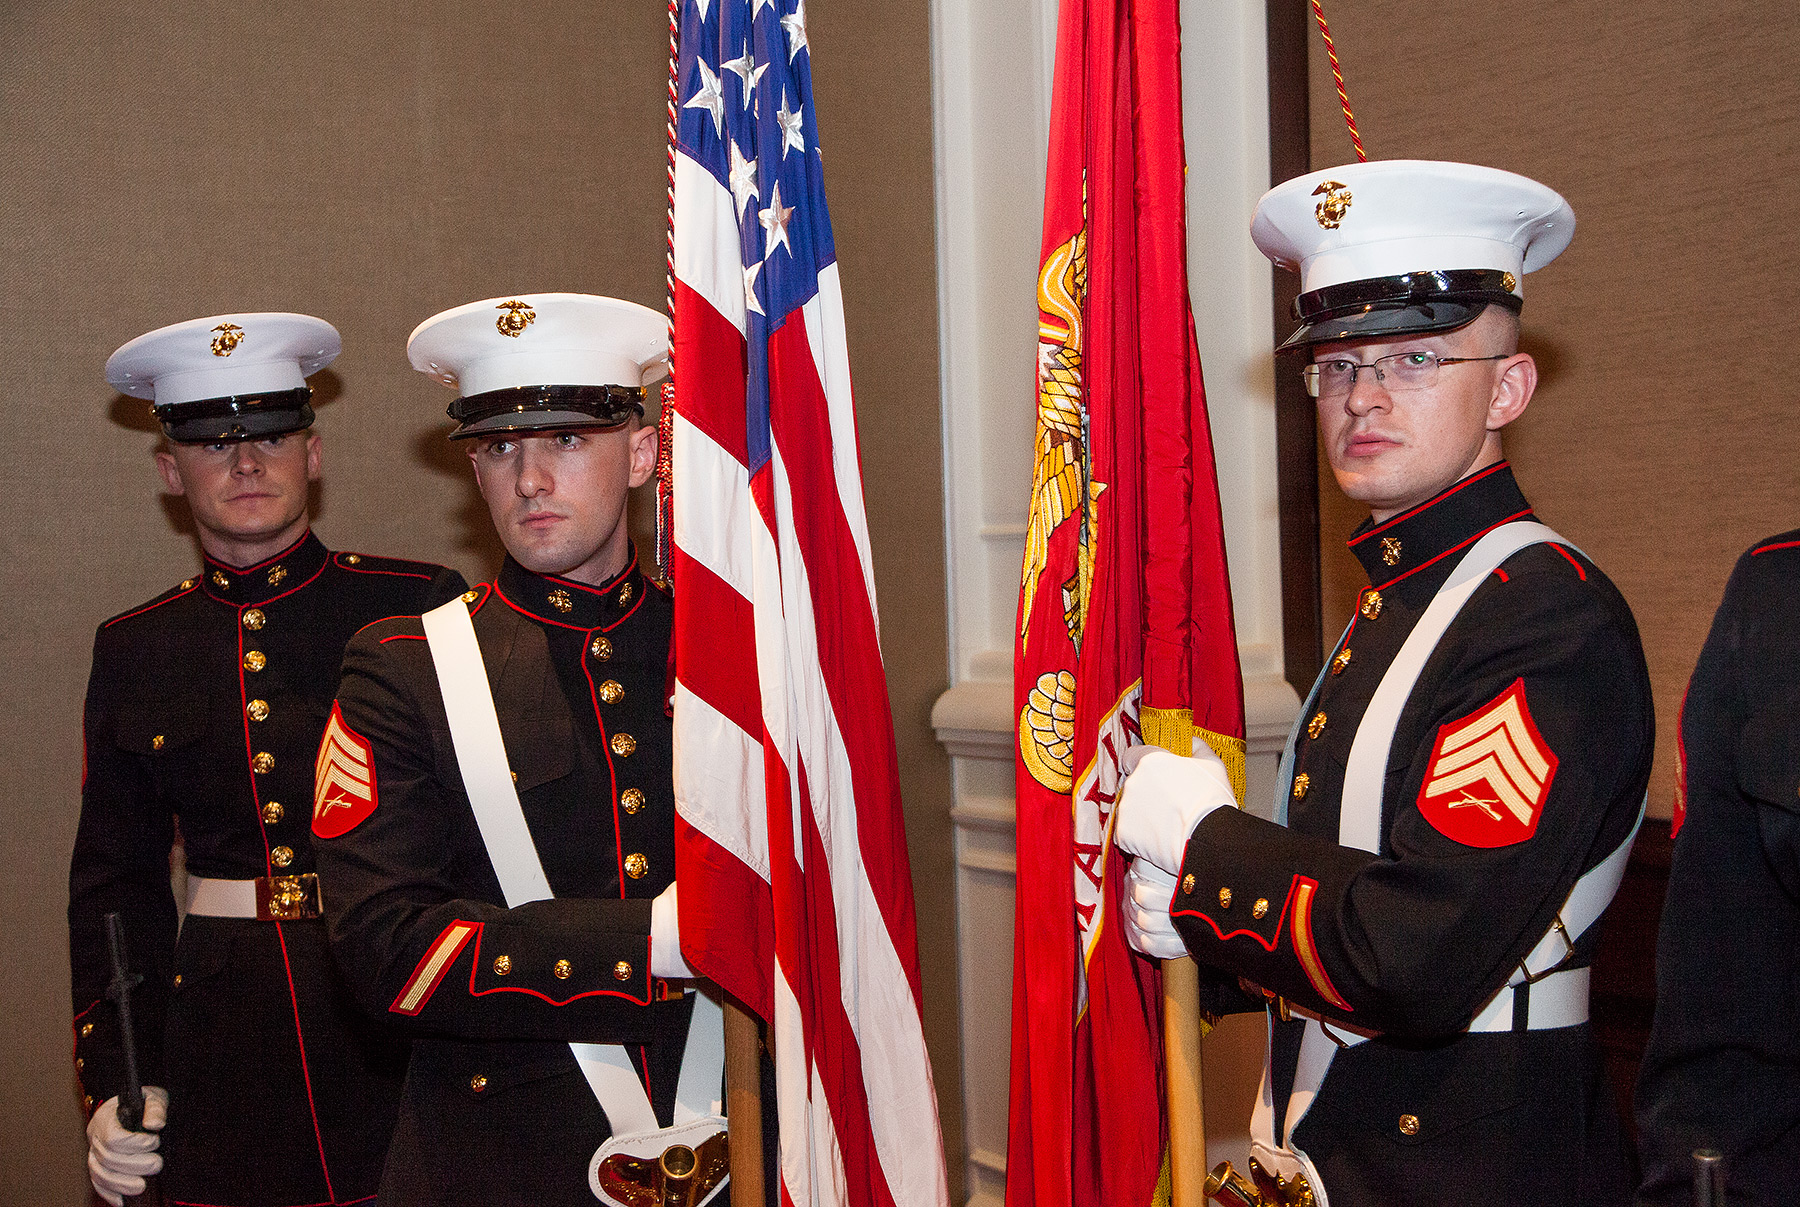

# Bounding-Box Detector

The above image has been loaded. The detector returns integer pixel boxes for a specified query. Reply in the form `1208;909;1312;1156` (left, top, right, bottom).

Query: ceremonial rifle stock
103;912;164;1206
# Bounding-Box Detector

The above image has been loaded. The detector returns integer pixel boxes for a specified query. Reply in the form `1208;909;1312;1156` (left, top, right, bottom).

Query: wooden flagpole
1163;957;1206;1207
724;994;767;1207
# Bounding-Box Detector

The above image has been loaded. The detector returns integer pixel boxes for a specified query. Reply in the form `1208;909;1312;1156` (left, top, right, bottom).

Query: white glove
1122;860;1188;959
1113;741;1236;876
650;882;694;978
87;1086;167;1207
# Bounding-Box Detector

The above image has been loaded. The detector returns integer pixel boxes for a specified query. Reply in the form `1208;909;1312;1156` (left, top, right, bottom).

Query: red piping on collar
1348;461;1512;546
1370;507;1535;591
495;578;646;632
216;557;329;609
202;530;314;575
1751;539;1800;556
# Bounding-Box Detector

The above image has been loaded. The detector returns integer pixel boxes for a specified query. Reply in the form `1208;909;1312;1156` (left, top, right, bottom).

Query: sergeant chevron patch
312;702;378;837
1417;679;1557;847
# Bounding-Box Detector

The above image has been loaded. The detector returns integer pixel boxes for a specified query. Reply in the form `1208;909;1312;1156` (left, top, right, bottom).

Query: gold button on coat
345;554;361;564
461;589;479;604
625;853;649;879
590;635;613;660
262;801;284;824
1331;647;1353;675
151;735;165;751
493;955;512;976
247;699;270;722
81;1023;94;1038
271;846;293;868
599;680;625;705
1307;712;1327;739
1292;773;1311;800
1181;874;1196;895
242;609;265;630
173;974;183;987
1360;590;1384;620
1398;1114;1420;1136
244;651;267;673
613;961;633;981
1218;887;1233;909
253;752;275;774
621;788;645;815
470;1074;487;1092
180;579;195;591
553;959;573;979
1252;898;1269;919
611;733;637;757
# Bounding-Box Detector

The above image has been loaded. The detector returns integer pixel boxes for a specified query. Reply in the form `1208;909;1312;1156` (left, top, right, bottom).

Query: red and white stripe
670;146;949;1206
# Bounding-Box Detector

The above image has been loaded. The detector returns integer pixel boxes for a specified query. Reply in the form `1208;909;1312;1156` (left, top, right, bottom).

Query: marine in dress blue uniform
1635;533;1800;1205
70;313;466;1207
1114;162;1653;1207
311;295;703;1207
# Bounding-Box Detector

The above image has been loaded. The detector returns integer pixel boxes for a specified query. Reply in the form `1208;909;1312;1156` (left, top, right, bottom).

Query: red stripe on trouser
765;317;927;1009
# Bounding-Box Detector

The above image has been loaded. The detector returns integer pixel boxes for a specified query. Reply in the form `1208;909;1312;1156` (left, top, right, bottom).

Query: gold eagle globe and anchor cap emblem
209;323;246;356
495;299;537;338
1311;180;1352;230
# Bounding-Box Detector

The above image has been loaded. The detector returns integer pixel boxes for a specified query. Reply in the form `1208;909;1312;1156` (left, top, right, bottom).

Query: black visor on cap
156;387;316;444
447;384;647;439
1277;268;1523;352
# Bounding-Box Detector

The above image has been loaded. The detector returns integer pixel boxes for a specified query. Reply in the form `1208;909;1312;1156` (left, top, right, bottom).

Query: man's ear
154;449;186;496
1487;352;1538;432
304;432;322;481
626;422;659;490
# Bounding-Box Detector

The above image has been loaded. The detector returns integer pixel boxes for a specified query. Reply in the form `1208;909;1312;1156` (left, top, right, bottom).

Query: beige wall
0;5;956;1203
1308;0;1800;821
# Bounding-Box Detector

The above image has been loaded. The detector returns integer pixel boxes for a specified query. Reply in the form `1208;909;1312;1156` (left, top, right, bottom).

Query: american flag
666;3;950;1206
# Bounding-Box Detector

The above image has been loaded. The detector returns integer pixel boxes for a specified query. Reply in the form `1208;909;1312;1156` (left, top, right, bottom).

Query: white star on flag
728;141;760;218
781;0;808;61
775;91;805;158
751;0;777;15
684;58;726;139
693;0;712;19
743;259;766;315
721;41;768;108
758;180;795;259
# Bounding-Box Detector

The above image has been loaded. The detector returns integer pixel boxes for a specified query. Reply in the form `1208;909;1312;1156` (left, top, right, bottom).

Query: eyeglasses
1301;351;1509;399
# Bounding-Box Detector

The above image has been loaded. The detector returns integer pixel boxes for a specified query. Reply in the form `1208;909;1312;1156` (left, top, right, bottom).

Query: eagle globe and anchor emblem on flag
1019;208;1103;794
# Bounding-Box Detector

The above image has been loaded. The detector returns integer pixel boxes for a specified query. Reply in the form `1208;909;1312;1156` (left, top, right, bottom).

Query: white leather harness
420;597;725;1151
1250;521;1644;1204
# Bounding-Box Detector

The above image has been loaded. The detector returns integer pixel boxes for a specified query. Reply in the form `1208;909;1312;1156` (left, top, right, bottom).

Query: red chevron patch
312;702;377;837
1417;679;1557;848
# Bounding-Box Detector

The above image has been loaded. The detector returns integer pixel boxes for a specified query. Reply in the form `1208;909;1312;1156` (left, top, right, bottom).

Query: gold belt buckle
256;873;321;921
595;1129;729;1207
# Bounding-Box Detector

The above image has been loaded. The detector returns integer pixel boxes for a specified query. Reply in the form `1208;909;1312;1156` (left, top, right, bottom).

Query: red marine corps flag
666;1;950;1205
1006;1;1245;1205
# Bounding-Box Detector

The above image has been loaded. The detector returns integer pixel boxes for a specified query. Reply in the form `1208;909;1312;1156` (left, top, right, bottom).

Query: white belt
184;873;324;921
185;876;257;917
